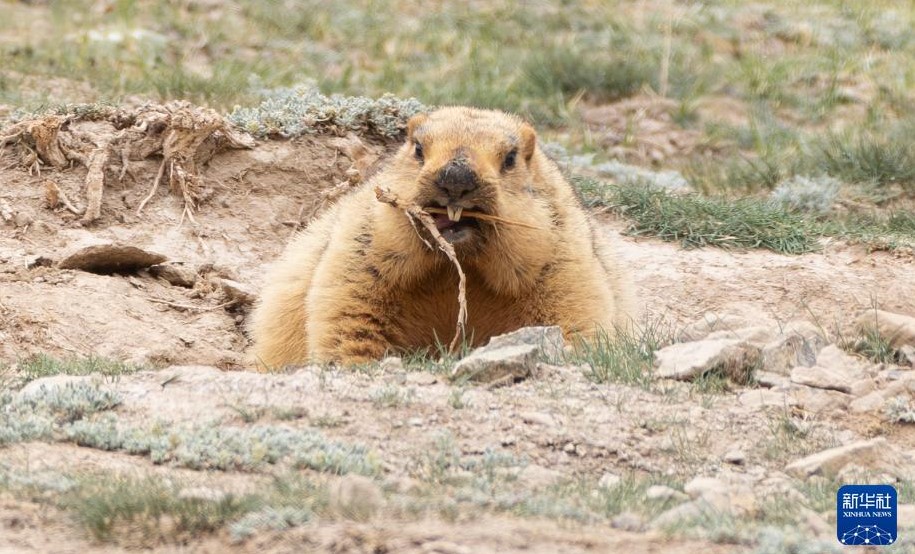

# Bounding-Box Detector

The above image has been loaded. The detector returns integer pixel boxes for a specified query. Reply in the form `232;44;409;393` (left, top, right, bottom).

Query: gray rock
654;338;760;383
706;326;776;347
790;386;851;413
650;500;704;529
646;485;687;502
178;486;227;503
849;378;877;397
380;356;405;372
754;371;790;388
790;366;853;393
484;326;565;360
58;240;167;274
785;438;890;478
217;278;257;307
451;326;563;384
857;309;915;349
897;344;915;369
724;450;746;465
849;374;915;413
611;511;646;532
678;313;759;342
150;263;197;287
520;411;557;427
760;329;822;374
684;476;728;501
516;464;565;489
598;472;622;489
900;345;915;368
815;345;867;376
738;389;798;409
329;474;384;521
849;390;890;414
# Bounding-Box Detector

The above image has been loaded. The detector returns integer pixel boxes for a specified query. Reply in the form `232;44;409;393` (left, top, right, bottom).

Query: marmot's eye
502;148;517;171
414;143;424;162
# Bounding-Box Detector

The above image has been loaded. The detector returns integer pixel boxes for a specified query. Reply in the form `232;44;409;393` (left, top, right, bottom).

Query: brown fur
250;107;635;368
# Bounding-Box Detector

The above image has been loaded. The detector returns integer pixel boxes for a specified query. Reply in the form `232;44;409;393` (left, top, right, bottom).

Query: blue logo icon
837;484;897;546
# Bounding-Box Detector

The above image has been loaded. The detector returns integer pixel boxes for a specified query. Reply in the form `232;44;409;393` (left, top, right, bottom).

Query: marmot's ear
406;113;428;141
520;123;536;161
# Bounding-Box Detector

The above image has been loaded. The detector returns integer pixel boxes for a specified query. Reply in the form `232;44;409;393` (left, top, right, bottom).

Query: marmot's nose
434;160;479;199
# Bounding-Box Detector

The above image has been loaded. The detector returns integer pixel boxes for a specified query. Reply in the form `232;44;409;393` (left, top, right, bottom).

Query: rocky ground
2;105;915;553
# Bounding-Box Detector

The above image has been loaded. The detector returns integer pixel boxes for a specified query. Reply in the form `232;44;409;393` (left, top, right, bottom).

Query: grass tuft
577;177;819;254
67;476;258;544
815;132;915;191
15;353;144;383
522;42;651;105
567;321;670;387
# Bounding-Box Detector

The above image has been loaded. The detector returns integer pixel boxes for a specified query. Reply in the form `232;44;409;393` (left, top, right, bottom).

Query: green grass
566;322;670;387
815;131;915;192
65;476;259;544
0;1;698;121
0;464;330;546
578;177;819;254
15;353;145;382
756;410;837;465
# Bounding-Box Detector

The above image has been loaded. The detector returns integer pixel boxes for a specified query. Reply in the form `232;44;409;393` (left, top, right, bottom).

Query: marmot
250;107;634;367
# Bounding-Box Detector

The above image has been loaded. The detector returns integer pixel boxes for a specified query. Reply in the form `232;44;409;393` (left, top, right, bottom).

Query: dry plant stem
81;146;110;224
145;297;233;311
43;180;83;215
423;207;541;230
136;159;167;216
374;186;467;351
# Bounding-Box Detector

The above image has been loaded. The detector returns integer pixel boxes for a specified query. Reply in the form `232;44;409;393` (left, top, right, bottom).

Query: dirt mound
579;95;713;166
0;104;394;367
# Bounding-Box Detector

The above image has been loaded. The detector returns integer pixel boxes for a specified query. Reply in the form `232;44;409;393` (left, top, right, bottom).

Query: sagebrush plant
370;384;415;408
885;396;915;424
229;506;312;541
227;84;425;138
770;175;841;215
512;475;683;524
63;416;381;475
592;160;691;192
19;381;121;423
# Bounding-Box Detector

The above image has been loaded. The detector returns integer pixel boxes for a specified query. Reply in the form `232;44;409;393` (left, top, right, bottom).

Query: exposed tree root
0;102;254;224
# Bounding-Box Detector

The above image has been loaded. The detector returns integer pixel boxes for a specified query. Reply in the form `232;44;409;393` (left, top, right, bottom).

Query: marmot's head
393;107;539;246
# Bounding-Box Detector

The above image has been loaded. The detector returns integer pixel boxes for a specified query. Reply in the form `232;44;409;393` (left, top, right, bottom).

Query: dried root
43;180;83;215
0;102;255;224
374;186;467;351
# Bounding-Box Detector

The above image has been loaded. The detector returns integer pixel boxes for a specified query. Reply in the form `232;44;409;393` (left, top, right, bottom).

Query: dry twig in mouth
374;186;467;352
424;207;541;230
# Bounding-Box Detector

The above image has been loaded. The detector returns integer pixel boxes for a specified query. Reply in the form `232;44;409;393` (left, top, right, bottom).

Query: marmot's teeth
447;206;463;222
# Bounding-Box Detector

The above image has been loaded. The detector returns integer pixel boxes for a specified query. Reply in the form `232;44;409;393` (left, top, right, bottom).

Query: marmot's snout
434;158;479;200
